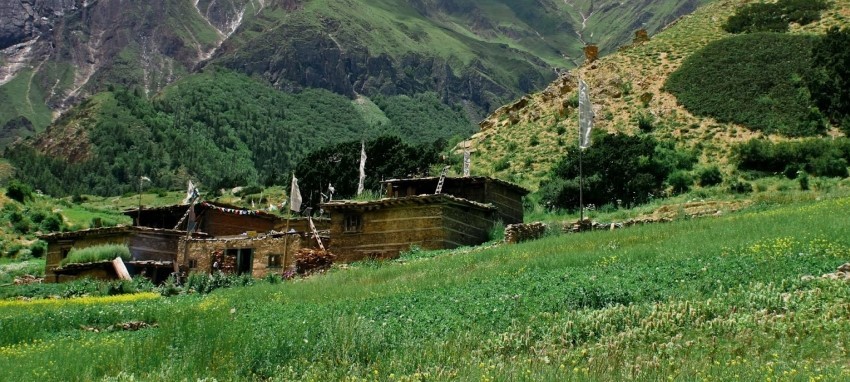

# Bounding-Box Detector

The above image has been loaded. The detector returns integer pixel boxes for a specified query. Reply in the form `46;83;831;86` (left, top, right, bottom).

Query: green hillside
468;0;850;193
5;69;472;196
1;194;849;380
0;0;707;151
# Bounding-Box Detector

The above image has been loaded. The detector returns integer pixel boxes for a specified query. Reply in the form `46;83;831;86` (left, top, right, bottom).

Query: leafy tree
295;136;442;210
538;133;695;210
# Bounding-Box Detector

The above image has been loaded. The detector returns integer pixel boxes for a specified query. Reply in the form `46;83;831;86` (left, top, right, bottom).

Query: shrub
39;213;64;233
5;179;33;203
637;113;655;133
60;244;131;267
698;166;723;187
798;171;810;190
729;179;753;194
667;171;693;194
735;137;850;177
30;240;48;258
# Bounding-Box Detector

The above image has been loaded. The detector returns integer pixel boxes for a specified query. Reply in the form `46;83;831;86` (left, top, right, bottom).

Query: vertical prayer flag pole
283;174;302;272
578;78;594;223
137;176;150;226
357;141;367;196
462;141;471;177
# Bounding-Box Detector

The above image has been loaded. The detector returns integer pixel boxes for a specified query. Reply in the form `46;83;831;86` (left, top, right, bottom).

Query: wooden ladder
435;166;450;194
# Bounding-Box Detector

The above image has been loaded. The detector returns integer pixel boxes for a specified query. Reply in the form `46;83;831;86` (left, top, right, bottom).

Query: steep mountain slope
0;0;707;149
466;0;850;191
0;0;261;147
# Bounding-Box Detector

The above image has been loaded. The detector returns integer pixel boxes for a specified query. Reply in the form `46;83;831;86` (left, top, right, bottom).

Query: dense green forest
4;70;473;196
722;0;828;33
665;33;823;136
666;3;850;137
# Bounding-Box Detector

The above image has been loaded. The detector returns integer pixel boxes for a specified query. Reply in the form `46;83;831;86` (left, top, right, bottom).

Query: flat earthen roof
382;176;530;195
38;225;202;241
321;193;497;212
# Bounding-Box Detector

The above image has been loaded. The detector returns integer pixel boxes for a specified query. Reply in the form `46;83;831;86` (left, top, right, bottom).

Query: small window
268;254;282;268
344;214;362;233
60;248;70;259
188;259;198;269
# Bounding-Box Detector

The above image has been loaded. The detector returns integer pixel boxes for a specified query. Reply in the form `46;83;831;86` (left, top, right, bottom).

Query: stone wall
178;234;303;278
504;222;548;244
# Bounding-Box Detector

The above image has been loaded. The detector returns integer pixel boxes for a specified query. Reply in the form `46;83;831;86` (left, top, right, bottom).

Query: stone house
40;226;202;283
44;201;329;283
382;176;529;224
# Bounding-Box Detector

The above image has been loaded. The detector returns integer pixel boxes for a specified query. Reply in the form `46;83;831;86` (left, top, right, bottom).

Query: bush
39;213;64;233
637;113;655;133
698;166;723;187
798;171;810;190
30;240;48;258
667;171;693;194
735;137;850;178
60;244;131;267
5;179;33;203
729;179;753;194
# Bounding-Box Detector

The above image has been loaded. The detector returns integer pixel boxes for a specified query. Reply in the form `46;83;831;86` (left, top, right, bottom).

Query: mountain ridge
0;0;708;149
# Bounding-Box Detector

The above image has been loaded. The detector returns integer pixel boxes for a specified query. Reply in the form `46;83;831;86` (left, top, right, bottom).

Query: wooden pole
137;178;142;226
579;149;584;223
282;207;292;272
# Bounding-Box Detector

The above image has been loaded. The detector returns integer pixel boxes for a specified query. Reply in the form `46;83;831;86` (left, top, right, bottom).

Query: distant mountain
0;0;707;149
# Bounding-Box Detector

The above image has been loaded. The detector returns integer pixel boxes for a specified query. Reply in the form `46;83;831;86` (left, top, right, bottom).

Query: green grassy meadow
1;194;849;381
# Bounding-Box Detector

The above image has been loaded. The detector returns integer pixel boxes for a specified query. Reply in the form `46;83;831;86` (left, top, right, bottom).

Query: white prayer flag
357;141;367;196
183;180;200;204
463;146;471;177
290;176;302;213
578;79;594;149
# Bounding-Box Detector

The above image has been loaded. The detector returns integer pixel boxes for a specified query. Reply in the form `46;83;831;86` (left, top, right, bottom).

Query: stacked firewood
294;248;336;275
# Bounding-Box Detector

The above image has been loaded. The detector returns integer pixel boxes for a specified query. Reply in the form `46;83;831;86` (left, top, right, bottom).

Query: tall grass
1;197;849;380
59;244;130;267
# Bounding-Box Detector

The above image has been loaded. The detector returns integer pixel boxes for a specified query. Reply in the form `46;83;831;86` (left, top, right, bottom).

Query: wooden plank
112;257;132;281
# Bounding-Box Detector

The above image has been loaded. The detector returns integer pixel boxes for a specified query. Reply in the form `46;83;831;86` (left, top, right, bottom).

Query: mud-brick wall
178;235;303;278
44;233;132;283
199;210;279;236
329;205;446;262
128;232;182;261
484;182;525;224
329;203;495;262
441;204;496;248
